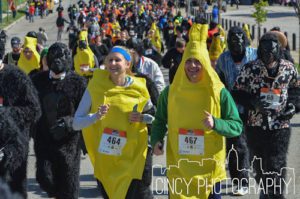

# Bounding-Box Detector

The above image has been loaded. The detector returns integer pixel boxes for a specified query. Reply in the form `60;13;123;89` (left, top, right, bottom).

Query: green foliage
0;11;25;29
252;0;268;26
1;0;27;13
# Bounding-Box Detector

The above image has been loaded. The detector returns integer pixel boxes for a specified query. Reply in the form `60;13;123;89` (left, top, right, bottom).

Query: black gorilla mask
47;43;71;75
78;40;87;49
229;32;245;55
258;33;281;66
227;26;247;55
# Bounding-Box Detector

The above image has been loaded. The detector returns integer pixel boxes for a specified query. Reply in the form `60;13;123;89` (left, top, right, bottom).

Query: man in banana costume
151;23;242;199
17;36;40;75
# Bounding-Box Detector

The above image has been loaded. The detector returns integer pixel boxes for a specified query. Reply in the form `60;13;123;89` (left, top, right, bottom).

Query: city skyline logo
152;146;295;196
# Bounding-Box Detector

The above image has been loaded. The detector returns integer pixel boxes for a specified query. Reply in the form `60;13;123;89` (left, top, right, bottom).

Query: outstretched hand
203;110;214;130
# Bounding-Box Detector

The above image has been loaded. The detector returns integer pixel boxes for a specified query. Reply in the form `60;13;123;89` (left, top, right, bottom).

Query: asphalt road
3;2;300;199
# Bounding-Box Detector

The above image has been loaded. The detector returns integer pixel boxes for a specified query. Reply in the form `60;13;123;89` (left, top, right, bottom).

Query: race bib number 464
98;128;127;156
178;128;204;155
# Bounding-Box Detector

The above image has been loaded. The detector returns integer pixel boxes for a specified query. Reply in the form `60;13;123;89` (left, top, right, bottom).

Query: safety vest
7;52;18;66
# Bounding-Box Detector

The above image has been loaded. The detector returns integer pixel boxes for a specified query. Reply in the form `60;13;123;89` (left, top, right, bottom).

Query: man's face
95;36;102;46
12;44;21;53
184;58;203;83
78;40;87;50
176;46;185;54
23;47;33;60
120;32;127;40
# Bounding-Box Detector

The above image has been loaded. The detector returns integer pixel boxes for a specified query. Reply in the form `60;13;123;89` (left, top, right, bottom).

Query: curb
3;15;25;31
2;2;27;31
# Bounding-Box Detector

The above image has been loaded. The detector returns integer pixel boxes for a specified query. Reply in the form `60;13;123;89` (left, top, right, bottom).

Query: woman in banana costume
73;46;154;199
151;24;242;199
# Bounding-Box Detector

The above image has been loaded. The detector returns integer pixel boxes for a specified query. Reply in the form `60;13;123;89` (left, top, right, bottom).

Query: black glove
49;117;73;141
279;103;296;120
250;96;271;113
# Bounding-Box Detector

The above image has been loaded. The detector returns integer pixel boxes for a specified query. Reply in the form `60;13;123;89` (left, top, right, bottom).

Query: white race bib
168;30;174;34
260;87;281;110
98;128;127;156
178;129;204;155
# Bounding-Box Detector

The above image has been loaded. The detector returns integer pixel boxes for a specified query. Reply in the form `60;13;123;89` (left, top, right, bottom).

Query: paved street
3;2;300;199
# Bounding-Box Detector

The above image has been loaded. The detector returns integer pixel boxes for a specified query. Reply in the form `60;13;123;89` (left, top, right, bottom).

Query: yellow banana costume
150;23;162;53
139;5;145;16
17;36;40;74
168;24;226;198
174;19;181;36
217;24;227;50
243;24;252;45
74;30;95;76
82;69;150;199
209;34;223;62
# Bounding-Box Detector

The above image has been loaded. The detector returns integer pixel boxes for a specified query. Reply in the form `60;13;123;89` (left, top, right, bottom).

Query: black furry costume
31;43;87;199
232;33;300;198
0;64;41;199
217;26;252;189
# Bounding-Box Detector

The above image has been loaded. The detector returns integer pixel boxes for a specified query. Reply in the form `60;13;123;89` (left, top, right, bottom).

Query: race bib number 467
98;128;127;156
178;128;204;155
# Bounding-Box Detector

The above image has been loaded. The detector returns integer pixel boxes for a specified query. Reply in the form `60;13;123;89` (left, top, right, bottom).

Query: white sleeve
72;89;99;130
153;62;165;93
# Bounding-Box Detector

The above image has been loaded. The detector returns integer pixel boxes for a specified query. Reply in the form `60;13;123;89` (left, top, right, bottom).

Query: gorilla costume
233;32;300;199
216;26;255;191
31;43;87;199
0;55;41;199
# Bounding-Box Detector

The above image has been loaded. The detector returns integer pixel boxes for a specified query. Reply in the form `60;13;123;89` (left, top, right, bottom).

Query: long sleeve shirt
73;77;154;130
215;47;257;92
151;86;243;147
136;56;165;93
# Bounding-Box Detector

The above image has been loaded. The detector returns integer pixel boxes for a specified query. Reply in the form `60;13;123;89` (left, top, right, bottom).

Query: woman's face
107;52;130;76
184;58;203;83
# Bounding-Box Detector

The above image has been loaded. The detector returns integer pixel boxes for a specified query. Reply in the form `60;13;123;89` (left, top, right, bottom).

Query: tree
252;0;268;43
293;0;300;64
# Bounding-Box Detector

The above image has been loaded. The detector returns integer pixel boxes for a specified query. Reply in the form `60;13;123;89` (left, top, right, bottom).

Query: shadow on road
226;12;296;18
79;187;102;198
27;178;48;198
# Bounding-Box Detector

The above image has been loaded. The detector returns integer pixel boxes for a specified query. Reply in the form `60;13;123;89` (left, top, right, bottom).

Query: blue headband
110;47;131;61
